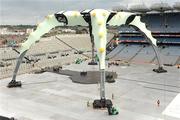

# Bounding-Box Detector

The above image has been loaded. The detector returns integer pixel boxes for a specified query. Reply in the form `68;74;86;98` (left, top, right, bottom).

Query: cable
55;36;91;58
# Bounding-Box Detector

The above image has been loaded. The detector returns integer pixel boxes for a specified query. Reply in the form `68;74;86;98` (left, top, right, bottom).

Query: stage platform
0;62;180;120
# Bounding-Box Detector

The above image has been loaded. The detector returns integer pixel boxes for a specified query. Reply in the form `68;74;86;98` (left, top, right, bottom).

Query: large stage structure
8;9;167;114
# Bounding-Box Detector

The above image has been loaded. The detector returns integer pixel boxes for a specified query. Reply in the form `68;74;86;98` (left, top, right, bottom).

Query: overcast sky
0;0;178;25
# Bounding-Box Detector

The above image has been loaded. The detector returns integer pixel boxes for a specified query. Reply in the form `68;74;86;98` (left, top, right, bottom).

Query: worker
157;100;160;107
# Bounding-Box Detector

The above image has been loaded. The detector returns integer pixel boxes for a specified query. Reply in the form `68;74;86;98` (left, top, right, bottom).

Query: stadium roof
129;4;151;13
150;3;173;12
112;2;180;13
112;5;129;12
173;2;180;10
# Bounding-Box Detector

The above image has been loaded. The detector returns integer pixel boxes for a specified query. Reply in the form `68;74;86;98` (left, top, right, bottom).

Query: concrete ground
0;62;180;120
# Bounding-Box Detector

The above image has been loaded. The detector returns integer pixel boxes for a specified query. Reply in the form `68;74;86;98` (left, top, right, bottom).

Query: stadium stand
0;34;92;79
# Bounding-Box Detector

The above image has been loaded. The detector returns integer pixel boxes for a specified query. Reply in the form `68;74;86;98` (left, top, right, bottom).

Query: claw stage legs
93;69;113;109
7;51;27;88
100;69;105;99
151;45;167;73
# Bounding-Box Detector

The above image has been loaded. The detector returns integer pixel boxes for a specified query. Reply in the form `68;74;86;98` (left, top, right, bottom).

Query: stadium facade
113;2;180;44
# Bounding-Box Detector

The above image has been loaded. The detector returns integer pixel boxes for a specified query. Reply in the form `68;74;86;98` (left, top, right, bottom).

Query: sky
0;0;178;25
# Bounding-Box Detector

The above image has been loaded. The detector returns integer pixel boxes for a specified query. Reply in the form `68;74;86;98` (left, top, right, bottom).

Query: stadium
0;1;180;120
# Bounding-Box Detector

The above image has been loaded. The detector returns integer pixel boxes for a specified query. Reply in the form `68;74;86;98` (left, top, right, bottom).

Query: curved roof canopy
173;2;180;10
150;3;173;12
129;4;151;13
112;5;129;12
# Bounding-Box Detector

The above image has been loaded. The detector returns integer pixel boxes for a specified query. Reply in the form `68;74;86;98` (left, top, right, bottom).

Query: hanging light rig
8;9;167;112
